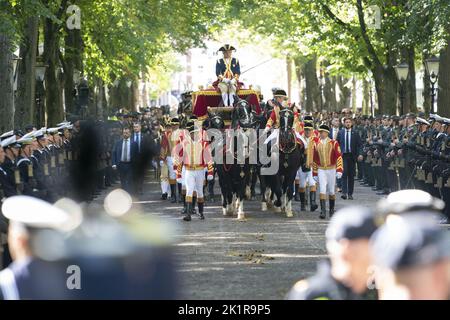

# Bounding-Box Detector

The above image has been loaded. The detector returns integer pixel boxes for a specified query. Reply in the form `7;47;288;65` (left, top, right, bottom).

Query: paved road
97;175;382;300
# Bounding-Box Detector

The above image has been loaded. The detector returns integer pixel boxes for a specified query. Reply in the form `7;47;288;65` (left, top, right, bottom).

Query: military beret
14;129;24;137
326;206;379;242
371;216;450;271
303;122;314;130
24;124;35;132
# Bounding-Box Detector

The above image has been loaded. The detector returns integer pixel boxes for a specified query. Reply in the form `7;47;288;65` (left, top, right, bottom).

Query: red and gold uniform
265;104;301;131
311;133;343;216
175;131;214;207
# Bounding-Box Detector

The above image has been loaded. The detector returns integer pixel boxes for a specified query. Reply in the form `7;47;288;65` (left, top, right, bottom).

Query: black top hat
273;89;288;98
219;44;236;52
303;115;314;122
319;124;330;133
303;122;314;129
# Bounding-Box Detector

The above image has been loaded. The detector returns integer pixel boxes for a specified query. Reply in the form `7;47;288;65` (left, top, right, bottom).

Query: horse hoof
286;211;294;218
237;213;245;220
222;208;228;216
261;203;267;211
245;186;251;200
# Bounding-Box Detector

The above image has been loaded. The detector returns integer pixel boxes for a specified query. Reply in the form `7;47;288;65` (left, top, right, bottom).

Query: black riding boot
299;192;306;211
329;198;335;218
177;183;183;203
183;202;192;221
320;200;326;219
208;181;215;202
161;193;168;200
192;196;197;215
310;191;318;212
170;184;177;203
181;194;187;214
294;184;300;202
198;202;205;220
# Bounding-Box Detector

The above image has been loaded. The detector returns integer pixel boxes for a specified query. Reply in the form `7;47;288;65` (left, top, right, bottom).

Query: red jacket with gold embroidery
265;105;301;130
311;137;343;176
174;132;213;179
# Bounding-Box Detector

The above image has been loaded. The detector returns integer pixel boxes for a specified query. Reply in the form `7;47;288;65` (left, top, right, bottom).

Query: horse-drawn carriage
191;87;262;125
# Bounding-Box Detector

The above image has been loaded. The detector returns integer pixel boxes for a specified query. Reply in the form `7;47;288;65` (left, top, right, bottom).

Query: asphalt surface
98;174;382;300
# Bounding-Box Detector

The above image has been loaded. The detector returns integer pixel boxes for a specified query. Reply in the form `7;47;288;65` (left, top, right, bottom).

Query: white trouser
185;169;205;200
299;169;316;189
166;156;176;181
160;162;171;195
181;166;186;189
318;168;336;196
218;79;237;106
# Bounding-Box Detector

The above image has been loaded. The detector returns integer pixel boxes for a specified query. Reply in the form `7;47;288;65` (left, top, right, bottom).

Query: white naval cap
0;135;19;148
377;189;445;217
0;130;14;140
16;136;34;146
46;127;59;134
2;196;82;232
416;117;431;126
33;128;46;139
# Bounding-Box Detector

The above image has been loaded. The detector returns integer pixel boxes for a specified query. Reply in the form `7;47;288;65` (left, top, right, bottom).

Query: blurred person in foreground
287;206;379;300
371;189;450;300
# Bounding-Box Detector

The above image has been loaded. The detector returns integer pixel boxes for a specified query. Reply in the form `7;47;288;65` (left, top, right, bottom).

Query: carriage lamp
425;56;440;113
394;62;409;115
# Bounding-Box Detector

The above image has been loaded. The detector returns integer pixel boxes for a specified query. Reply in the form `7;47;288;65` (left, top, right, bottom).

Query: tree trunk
406;46;417;113
15;16;38;128
323;61;336;112
337;76;351;110
303;55;320;112
422;58;432;115
293;57;306;107
44;17;64;126
286;55;292;99
351;76;357;112
63;27;83;116
362;78;370;115
438;38;450;117
0;33;14;133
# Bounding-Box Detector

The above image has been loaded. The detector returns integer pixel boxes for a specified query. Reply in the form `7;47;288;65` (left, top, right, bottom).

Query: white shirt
121;139;131;162
345;129;352;153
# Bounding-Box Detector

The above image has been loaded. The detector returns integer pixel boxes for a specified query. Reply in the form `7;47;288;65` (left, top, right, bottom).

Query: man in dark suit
112;127;139;195
132;122;145;195
329;117;341;141
337;117;363;200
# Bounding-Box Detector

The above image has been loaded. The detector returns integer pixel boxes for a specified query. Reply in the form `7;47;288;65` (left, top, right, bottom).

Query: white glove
159;160;164;167
207;174;214;181
313;176;319;183
263;127;270;135
177;178;182;184
336;172;343;179
112;165;117;170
